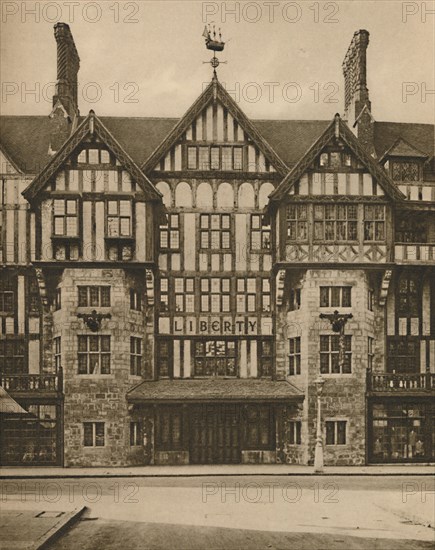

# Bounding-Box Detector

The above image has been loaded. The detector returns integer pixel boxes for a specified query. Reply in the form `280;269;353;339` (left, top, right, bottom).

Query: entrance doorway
190;404;240;464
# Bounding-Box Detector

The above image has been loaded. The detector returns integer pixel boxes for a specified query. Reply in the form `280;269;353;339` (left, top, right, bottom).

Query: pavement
1;463;434;478
1;474;434;550
0;507;86;550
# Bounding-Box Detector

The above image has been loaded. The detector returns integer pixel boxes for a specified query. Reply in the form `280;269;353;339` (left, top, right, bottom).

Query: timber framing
141;76;289;177
269;114;406;203
23;111;162;203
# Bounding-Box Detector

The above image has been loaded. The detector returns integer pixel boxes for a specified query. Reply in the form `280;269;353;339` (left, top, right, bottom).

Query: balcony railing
0;371;62;394
395;243;435;263
368;372;435;393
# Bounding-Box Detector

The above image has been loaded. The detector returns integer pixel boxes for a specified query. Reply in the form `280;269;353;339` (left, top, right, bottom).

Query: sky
1;0;434;123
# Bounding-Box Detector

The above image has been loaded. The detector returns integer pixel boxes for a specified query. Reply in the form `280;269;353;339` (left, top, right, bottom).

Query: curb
1;471;434;479
30;506;87;550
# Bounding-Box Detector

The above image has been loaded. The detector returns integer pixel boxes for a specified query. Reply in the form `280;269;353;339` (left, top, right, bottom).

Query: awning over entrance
127;379;304;404
0;387;29;415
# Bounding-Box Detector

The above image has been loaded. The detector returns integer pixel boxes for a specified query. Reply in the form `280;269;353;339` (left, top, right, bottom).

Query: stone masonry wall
53;268;153;467
275;269;378;465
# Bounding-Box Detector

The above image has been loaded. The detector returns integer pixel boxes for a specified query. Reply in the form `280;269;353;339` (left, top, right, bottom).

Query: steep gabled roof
270;114;406;202
1;116;434;177
374;121;434;160
141;76;289;176
0;142;23;174
23;111;162;202
380;136;430;161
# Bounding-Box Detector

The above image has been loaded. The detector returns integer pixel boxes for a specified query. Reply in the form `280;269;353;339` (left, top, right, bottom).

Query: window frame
53;198;79;238
320;286;352;308
54;336;61;372
175;278;195;313
200;278;231;313
83;422;105;447
391;160;421;182
157;338;173;378
130;421;142;446
325;420;347;446
77;335;111;375
250;214;271;251
236;278;257;313
313;204;358;242
106;199;133;238
130;336;142;376
289;421;302;445
363;205;386;242
258;338;273;378
286;204;308;242
199;214;231;251
0;339;26;374
193;339;237;378
320;335;352;374
160;214;180;251
288;337;301;375
77;286;111;308
368;336;374;371
0;290;14;314
261;278;271;313
186;145;244;171
130;288;142;311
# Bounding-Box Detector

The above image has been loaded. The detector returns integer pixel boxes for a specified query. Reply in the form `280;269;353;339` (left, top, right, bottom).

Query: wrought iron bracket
77;310;112;332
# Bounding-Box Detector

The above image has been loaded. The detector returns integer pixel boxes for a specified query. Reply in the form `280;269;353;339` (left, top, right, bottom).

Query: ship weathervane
202;24;227;76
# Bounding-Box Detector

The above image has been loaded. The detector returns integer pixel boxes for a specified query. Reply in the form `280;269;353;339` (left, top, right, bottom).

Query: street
1;475;434;549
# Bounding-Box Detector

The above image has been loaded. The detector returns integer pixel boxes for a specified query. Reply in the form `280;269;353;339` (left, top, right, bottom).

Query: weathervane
202;24;227;76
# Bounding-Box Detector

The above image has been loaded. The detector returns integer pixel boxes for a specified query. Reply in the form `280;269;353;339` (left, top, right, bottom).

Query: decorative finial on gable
334;113;340;138
89;110;95;134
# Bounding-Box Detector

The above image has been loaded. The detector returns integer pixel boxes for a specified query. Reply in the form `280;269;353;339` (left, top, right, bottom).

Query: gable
270;114;405;203
23;112;161;202
381;137;429;160
288;147;384;198
143;78;287;176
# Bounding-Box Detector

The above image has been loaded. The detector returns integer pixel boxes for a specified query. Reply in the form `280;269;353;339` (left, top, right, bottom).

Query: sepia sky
1;0;434;123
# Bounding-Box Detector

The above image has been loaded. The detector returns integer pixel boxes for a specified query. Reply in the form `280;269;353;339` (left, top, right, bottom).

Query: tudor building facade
0;24;434;466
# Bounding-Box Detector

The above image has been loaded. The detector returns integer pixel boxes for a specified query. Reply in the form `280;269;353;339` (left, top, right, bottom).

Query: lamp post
313;376;325;473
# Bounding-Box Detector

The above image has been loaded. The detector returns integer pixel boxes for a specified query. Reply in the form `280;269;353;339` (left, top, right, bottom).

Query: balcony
395;243;435;263
368;372;435;395
0;371;63;399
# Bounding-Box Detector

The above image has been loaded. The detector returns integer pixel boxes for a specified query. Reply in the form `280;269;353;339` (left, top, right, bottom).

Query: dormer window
53;199;78;237
391;161;420;182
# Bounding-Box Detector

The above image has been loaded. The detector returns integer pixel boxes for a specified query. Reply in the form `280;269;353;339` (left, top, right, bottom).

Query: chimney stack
342;30;375;156
52;22;80;119
49;23;80;154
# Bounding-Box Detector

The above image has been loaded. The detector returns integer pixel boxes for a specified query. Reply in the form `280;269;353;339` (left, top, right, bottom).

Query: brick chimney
49;23;80;154
342;30;375;156
53;22;80;117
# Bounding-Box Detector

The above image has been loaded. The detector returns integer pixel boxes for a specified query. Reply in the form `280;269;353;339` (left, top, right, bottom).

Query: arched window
258;182;275;208
156;182;171;207
175;182;193;207
238;182;255;208
196;182;213;208
216;183;234;208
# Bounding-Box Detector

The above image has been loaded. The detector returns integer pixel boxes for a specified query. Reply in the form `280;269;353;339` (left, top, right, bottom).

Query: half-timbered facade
1;25;433;466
